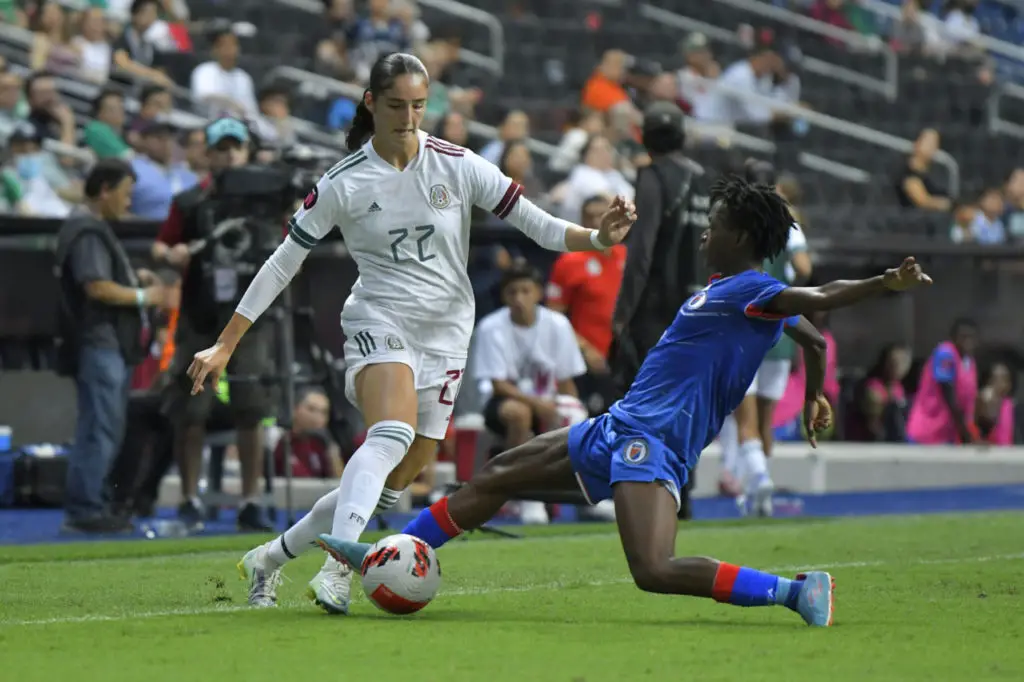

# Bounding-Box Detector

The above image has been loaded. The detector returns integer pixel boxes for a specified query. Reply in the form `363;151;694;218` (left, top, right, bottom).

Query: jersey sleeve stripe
326;152;368;179
493;182;524;219
287;219;319;249
744;303;788;321
424;140;465;157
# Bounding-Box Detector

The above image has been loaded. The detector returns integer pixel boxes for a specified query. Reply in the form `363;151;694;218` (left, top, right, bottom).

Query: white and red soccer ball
360;534;442;615
545;394;589;431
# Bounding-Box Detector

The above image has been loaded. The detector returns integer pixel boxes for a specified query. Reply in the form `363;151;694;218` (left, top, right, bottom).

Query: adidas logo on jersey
368;202;382;213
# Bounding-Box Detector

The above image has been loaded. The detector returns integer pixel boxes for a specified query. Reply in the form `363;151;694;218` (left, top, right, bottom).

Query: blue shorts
567;413;690;511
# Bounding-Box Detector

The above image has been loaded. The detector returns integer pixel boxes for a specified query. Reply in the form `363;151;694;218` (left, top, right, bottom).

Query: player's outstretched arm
783;316;832;446
762;257;932;317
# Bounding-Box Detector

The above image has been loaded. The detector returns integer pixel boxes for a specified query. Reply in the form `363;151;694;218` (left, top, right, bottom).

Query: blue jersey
608;270;792;470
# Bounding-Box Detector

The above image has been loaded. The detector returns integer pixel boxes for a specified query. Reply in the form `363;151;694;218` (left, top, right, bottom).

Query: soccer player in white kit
185;53;637;613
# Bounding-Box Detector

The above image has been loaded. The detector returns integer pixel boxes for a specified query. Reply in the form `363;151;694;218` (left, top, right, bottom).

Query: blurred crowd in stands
1;0;1022;531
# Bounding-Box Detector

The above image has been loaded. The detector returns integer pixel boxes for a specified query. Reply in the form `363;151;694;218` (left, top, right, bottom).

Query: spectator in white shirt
471;263;587;523
696;47;783;126
940;0;981;54
478;109;529;166
549;109;605;176
553;134;634;221
677;33;720;120
73;8;113;84
190;28;257;118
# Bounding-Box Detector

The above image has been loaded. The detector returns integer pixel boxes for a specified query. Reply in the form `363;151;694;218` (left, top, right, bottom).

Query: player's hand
135;268;159;286
883;257;933;291
187;342;233;396
596;195;636;247
802;394;832;448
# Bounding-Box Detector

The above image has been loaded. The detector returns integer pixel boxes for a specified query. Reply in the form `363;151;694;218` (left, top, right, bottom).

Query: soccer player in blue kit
318;174;932;627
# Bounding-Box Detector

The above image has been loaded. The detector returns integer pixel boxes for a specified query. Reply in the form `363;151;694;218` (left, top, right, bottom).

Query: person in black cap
608;101;711;519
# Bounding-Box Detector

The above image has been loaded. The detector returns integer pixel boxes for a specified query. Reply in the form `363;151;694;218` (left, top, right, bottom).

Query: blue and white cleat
237;543;282;608
316;534;373;570
305;557;352;615
794;571;835;627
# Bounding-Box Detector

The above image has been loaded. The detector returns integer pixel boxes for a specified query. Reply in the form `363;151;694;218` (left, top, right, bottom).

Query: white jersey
289;131;543;359
471;306;586;400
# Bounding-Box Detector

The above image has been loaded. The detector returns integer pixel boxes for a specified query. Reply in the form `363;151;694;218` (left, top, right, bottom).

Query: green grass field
1;512;1023;681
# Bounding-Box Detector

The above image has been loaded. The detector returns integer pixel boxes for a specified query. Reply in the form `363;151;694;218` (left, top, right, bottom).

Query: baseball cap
643;101;685;137
139;115;176;137
8;121;42;145
205;117;250;147
681;32;709;55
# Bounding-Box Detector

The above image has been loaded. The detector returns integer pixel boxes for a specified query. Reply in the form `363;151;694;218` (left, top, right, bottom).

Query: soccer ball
545;394;589;431
360;534;442;615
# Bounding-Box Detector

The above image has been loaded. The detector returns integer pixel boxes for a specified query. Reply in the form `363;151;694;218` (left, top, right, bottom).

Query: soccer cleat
750;474;775;518
793;571;834;626
305;557;353;615
316;534;373;571
237;544;282;608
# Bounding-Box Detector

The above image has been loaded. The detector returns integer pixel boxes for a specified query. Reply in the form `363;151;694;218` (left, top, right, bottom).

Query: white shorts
744;358;792;401
342;319;465;441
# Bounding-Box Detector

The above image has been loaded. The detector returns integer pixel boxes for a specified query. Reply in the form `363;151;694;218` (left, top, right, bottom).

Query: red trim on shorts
744;303;788;320
712;562;741;602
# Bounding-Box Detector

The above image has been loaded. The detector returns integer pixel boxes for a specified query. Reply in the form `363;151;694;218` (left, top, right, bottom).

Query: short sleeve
463;148;522;219
69;233;113;285
545;255;574;307
470;319;511;382
287;174;345;250
741;276;790;321
554;316;587;380
932;345;958;384
787;224;808;253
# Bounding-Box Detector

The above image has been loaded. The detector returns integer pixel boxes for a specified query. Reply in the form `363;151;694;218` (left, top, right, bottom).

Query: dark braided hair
709;174;794;263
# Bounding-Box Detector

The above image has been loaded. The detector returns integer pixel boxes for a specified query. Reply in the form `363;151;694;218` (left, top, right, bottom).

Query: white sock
719;415;740;479
738;439;770;492
265;488;340;569
330;420;415;540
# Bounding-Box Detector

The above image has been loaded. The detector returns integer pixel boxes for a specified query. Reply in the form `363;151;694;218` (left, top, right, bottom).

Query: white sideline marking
3;551;1023;628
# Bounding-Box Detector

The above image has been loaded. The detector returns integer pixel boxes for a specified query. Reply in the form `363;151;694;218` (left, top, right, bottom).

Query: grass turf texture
1;512;1022;681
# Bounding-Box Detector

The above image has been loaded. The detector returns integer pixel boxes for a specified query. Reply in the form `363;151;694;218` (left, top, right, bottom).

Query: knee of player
627;558;672;594
499;400;533;429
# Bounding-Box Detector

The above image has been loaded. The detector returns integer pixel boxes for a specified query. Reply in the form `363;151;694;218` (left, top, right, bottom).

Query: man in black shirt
56;159;168;533
610;101;711;518
112;0;174;87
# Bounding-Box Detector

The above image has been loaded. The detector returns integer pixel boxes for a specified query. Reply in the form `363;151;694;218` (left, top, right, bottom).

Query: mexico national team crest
303;185;318;210
386;335;405;351
623;439;649;464
687;290;708;310
429;184;451;209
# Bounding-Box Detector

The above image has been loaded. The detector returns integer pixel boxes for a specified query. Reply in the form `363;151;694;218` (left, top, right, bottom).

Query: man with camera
152;118;273;532
609;102;711;519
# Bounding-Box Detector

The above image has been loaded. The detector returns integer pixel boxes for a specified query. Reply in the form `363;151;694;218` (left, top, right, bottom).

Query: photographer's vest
171;180;220;334
55;214;146;375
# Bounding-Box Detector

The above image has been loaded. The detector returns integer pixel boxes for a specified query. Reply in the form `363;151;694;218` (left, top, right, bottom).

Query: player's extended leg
317;428;577;567
306;435;437;613
613;480;834;626
734;394;773;516
239;363;417;611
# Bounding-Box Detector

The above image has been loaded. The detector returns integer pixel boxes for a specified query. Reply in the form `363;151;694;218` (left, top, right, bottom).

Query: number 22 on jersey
389;224;436;263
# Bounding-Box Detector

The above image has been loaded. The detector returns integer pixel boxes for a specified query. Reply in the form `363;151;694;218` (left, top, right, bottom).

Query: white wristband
590;230;607;250
136;288;146;307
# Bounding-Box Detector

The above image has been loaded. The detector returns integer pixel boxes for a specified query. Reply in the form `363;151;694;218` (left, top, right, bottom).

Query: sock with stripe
712;562;803;609
401;496;463;549
374;487;403;516
330;420;415;541
265;488;340;570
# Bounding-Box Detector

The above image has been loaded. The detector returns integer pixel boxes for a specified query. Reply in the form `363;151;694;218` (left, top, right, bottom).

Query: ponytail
346;91;375;150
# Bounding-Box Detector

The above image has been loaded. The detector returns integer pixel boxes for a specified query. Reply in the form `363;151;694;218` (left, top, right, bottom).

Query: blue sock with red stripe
401;496;463;550
712;563;803;610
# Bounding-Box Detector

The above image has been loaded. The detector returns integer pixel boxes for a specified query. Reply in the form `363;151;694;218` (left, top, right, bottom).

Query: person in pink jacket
977;361;1016;446
907;318;979;444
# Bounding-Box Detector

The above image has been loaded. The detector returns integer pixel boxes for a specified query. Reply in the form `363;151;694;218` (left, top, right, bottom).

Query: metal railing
693;76;960;195
988;82;1024;140
267;66;558;156
274;0;503;76
699;0;899;101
